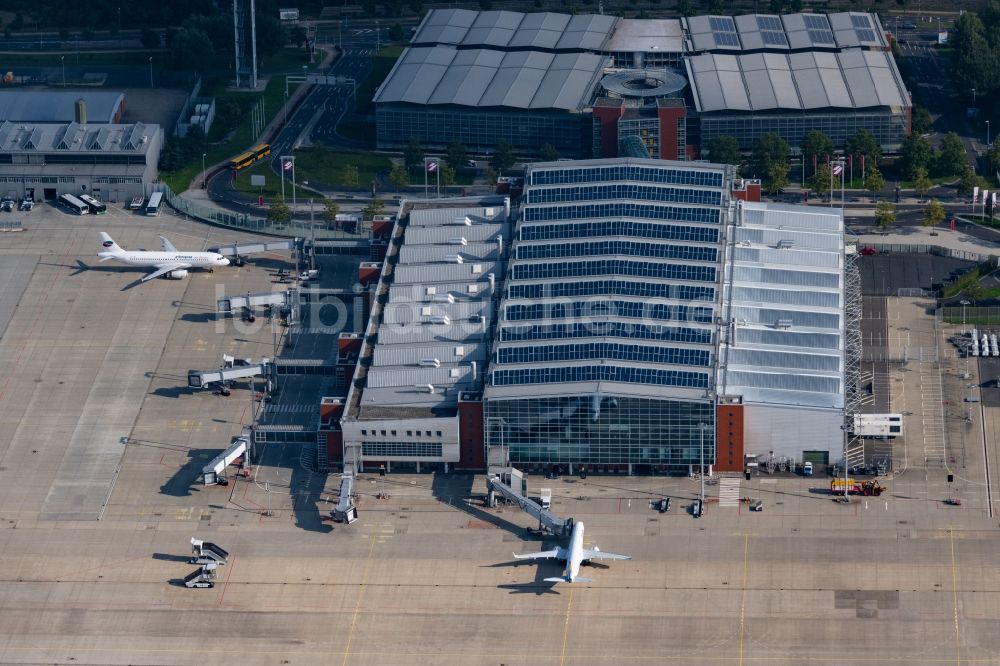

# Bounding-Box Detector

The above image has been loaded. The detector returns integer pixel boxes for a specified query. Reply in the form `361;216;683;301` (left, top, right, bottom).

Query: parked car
0;197;13;211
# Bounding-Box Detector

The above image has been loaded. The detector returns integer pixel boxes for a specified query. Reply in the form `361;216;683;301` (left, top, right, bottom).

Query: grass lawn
0;49;167;67
355;46;404;115
231;147;392;194
258;47;315;72
900;174;957;188
160;76;298;192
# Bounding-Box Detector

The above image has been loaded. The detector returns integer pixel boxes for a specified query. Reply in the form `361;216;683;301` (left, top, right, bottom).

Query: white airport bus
145;191;163;216
78;193;107;215
58;193;89;215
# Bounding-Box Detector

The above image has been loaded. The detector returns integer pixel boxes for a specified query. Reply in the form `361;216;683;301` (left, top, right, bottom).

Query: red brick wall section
338;333;363;356
656;106;686;160
593;103;625;158
731;182;761;203
326;430;343;464
372;219;393;237
358;263;381;286
714;404;744;472
457;399;486;470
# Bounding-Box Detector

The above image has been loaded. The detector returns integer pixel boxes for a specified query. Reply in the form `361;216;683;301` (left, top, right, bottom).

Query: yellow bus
228;143;271;171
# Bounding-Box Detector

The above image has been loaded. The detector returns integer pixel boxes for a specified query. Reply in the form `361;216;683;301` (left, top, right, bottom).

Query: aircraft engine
166;269;189;279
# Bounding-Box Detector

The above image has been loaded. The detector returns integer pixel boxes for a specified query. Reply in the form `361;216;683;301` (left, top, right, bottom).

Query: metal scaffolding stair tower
843;242;865;471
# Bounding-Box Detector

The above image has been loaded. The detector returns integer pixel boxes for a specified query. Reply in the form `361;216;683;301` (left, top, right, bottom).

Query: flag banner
426;161;439;172
974;186;980;203
283;161;293;171
832;164;843;176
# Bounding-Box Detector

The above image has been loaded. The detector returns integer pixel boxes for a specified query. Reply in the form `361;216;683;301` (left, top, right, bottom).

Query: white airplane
514;521;631;584
97;232;229;282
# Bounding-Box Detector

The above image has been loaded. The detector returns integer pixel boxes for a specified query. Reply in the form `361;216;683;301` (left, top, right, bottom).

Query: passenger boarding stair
182;562;218;588
190;538;229;565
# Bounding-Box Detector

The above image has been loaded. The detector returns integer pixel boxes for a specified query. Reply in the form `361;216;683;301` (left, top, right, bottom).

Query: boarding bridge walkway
188;363;271;388
208;239;298;258
201;437;249;485
331;471;358;524
487;475;573;538
218;289;297;314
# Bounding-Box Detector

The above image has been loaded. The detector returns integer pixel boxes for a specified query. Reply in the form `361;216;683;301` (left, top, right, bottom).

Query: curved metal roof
411;8;617;51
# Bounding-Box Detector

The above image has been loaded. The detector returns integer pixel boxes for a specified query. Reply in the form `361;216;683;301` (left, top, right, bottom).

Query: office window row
523;202;720;224
496;342;711;367
526;183;722;207
516;239;718;263
512;258;716;282
509;279;715;302
505;300;714;324
499;321;713;344
361;442;443;457
492;364;710;389
519;220;719;244
530;165;723;188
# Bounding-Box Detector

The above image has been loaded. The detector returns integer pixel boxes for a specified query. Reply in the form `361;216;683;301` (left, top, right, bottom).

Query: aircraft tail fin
99;232;124;257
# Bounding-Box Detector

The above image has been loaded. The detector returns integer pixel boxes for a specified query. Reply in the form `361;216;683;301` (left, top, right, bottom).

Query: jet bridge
217;289;298;315
188;361;271;388
202;437;249;485
208;238;298;258
331;471;358;524
487;472;573;538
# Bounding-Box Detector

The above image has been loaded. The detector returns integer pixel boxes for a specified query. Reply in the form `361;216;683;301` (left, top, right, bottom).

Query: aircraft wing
159;236;178;253
142;262;191;282
581;548;631;561
513;548;563;561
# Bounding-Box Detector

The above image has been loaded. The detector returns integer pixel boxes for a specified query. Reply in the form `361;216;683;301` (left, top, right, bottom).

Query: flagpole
424;159;428;199
281;157;286;202
436;166;440;198
292;158;297;209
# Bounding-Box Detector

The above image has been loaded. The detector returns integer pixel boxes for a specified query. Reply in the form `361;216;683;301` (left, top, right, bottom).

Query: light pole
961;299;970;335
60;55;65;87
972;88;977;107
987;120;991;148
148;56;153;88
698;422;707;517
201;153;207;189
840;424;850;503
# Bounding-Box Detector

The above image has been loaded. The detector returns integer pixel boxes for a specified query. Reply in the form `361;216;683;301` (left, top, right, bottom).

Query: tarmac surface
3;205;1000;664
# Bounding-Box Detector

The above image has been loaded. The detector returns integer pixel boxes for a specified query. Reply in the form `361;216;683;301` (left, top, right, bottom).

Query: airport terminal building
339;158;850;474
375;8;910;159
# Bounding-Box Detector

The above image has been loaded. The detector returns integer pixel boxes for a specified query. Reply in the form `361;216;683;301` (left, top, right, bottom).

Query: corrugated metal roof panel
373;343;487;367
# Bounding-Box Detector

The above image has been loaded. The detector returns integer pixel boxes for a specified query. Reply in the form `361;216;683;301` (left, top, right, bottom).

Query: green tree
140;27;160;49
899;134;933;179
676;0;692;16
810;163;833;198
255;14;287;56
801;130;834;172
389;23;405;42
706;135;741;166
340;164;359;187
268;197;292;225
170;27;214;71
321;198;340;225
912;166;933;200
845;128;881;165
987;140;1000;174
362;197;386;220
440;163;456;186
911;106;934;135
490;138;516;173
957;166;988;196
445;140;468;170
864;166;886;201
290;26;307;48
749;133;790;192
403;137;423;172
951;12;995;99
485;166;497;186
922;198;945;231
874;200;896;229
936;132;969;177
388;164;409;192
540;143;561;161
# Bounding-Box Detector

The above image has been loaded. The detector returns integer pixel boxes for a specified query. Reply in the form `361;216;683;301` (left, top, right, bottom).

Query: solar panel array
803;14;836;45
709;16;741;47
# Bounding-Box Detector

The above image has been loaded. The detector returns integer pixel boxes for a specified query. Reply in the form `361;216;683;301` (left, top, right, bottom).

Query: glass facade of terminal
484;159;728;470
376;104;589;156
486;396;715;469
699;109;909;153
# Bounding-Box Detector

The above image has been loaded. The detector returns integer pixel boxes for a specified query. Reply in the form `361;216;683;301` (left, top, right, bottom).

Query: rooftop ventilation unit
419;358;441;368
776;239;795;249
415;384;435;393
433;293;456;304
430;315;451;325
448;216;472;226
775;319;793;329
447;237;468;245
445;254;464;264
